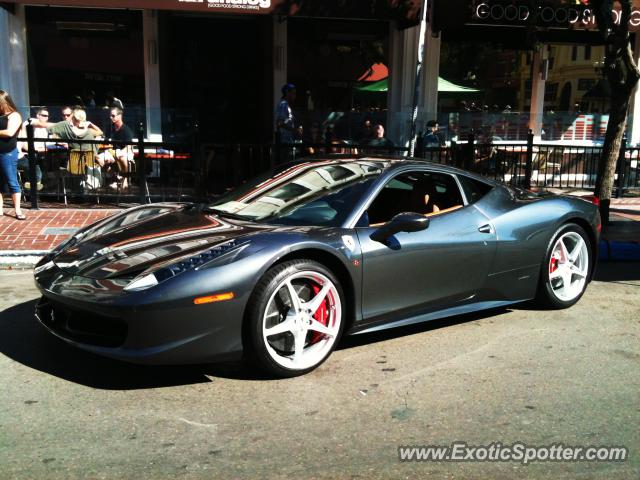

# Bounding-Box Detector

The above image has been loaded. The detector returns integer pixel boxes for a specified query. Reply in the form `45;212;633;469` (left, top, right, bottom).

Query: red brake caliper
549;256;558;274
309;284;329;344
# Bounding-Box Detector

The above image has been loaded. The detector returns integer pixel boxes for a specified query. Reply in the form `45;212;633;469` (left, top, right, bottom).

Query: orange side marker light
194;292;235;305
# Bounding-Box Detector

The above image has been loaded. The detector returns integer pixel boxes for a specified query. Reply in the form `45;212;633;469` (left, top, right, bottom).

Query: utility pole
408;0;429;157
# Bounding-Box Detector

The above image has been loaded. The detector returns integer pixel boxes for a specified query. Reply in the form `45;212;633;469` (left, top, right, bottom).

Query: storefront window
287;18;390;142
26;6;144;128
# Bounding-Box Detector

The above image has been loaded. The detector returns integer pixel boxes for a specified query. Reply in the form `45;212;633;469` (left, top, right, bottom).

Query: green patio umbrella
356;77;480;93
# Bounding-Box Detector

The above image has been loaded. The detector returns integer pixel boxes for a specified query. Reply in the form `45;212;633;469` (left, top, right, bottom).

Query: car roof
293;155;498;186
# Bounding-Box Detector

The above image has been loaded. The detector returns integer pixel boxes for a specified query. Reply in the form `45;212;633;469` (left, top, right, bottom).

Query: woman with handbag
0;90;25;220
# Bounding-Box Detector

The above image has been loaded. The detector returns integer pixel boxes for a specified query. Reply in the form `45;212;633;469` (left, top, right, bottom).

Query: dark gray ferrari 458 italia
34;157;601;377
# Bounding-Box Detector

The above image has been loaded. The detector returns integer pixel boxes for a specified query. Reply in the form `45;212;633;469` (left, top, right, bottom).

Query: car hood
52;204;269;279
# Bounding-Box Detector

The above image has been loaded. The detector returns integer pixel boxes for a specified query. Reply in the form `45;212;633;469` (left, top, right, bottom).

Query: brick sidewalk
0;209;119;252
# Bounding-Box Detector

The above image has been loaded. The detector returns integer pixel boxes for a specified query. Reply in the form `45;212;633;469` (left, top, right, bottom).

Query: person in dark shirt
423;120;444;148
367;124;395;154
97;107;134;189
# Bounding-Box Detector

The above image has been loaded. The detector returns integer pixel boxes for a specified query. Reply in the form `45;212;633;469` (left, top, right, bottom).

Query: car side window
364;171;465;226
457;175;493;204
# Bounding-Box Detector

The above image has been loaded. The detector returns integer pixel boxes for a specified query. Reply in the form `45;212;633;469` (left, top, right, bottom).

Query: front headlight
34;260;55;275
123;273;159;292
154;239;248;283
124;240;249;291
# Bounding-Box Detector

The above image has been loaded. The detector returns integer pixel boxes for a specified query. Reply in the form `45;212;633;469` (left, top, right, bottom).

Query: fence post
464;130;475;171
615;134;627;199
192;122;202;199
137;122;147;204
25;121;39;210
524;129;534;190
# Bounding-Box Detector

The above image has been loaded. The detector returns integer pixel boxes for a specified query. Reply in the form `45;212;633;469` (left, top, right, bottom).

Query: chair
116;159;150;204
58;149;98;205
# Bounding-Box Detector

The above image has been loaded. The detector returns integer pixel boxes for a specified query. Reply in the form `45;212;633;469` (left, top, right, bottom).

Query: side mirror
370;212;430;244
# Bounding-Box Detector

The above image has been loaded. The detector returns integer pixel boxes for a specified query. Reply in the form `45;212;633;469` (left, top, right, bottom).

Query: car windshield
208;160;385;226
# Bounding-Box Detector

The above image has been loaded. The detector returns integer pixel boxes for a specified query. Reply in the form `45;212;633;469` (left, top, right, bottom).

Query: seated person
46;108;102;152
367;124;395;154
43;109;103;189
17;107;50;190
96;107;134;189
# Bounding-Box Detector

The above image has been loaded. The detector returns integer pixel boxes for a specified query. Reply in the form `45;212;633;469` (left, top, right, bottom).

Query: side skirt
348;300;523;336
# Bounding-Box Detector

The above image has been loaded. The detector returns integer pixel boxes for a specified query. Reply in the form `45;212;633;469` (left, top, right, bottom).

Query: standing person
0;90;25;220
423;120;444;148
358;119;374;143
105;91;124;110
17;107;49;191
85;90;96;108
97;107;134;189
275;83;302;144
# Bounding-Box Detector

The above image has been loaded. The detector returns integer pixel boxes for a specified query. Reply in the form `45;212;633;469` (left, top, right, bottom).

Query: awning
356;77;480;93
4;0;422;23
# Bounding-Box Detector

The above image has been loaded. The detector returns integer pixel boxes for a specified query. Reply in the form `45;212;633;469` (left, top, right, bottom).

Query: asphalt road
0;263;639;480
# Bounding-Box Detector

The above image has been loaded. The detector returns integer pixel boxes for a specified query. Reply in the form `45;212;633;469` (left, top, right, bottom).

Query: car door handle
478;224;493;234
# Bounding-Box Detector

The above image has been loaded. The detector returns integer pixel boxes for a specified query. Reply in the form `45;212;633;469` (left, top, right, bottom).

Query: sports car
34;157;600;377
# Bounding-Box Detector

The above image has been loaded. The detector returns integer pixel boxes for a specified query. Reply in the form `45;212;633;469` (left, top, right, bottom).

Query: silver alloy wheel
262;270;342;371
548;231;589;302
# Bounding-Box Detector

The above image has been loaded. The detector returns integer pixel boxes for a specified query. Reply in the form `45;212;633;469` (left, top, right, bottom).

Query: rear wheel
536;224;592;309
246;260;344;377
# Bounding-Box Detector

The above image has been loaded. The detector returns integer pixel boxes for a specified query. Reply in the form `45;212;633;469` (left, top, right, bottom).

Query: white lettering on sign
206;0;271;9
474;2;640;29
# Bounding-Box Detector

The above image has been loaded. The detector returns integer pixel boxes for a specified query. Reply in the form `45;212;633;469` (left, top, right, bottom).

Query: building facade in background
3;0;640;146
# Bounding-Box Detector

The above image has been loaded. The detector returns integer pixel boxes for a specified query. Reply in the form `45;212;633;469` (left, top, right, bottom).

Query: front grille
36;297;127;348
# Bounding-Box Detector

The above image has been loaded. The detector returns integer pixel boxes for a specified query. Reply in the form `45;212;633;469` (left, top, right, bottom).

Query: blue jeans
0;148;21;194
17;155;43;183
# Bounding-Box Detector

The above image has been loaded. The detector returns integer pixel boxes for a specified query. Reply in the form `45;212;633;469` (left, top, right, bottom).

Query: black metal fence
417;130;640;195
16;126;639;209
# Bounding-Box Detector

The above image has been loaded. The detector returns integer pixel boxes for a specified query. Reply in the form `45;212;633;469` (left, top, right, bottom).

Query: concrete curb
0;251;48;268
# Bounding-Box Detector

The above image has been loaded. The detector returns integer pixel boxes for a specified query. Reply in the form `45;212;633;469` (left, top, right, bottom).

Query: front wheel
536;224;592;309
245;260;345;377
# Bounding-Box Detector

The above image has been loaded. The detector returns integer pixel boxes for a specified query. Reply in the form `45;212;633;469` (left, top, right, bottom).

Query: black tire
535;223;593;309
245;259;345;378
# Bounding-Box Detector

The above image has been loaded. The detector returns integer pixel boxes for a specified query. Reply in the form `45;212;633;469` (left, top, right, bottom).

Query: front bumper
33;264;246;365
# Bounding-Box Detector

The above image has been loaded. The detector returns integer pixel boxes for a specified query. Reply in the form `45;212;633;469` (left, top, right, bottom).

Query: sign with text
468;0;640;32
4;0;422;23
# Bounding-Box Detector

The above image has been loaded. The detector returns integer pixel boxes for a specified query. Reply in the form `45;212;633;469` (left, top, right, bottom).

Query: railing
17;126;639;209
18;122;198;208
414;130;639;194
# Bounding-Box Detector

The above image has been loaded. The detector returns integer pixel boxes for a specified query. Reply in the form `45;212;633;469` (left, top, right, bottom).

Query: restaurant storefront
1;0;427;146
5;0;640;144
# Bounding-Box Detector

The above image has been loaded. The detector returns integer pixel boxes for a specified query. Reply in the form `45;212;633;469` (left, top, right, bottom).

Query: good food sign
469;0;640;31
